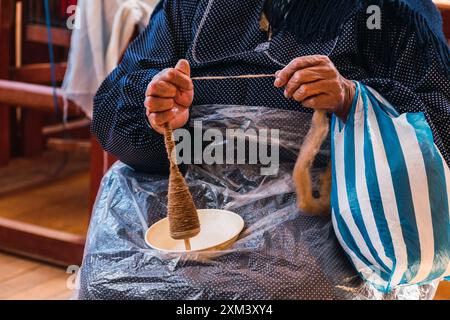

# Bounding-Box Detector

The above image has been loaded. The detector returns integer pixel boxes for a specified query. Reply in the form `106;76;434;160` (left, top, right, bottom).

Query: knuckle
162;99;173;108
327;62;337;72
145;97;155;109
318;55;329;63
154;114;165;125
300;84;310;93
306;98;317;108
298;69;307;78
149;114;157;125
294;87;306;100
329;65;338;74
166;68;176;78
293;57;302;66
149;79;155;95
292;59;303;69
152;73;161;82
149;82;159;93
169;87;177;96
292;72;302;83
293;91;303;101
277;70;287;80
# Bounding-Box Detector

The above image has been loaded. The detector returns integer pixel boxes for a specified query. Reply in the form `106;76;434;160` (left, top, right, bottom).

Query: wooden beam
0;108;11;166
26;24;71;48
21;109;45;157
12;63;67;84
0;0;14;166
439;6;450;40
47;138;91;153
0;80;80;115
90;137;105;214
90;137;117;214
43;118;91;136
14;0;22;68
0;217;85;267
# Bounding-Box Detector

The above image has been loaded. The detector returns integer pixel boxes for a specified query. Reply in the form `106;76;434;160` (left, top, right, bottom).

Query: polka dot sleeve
92;0;190;174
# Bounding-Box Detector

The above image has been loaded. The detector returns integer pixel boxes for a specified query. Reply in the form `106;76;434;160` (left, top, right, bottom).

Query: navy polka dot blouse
92;0;450;174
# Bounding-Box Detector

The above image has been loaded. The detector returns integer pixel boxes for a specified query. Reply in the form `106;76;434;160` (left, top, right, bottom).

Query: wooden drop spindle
163;124;200;250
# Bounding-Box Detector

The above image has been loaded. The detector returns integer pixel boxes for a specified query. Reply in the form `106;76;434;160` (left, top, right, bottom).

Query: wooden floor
0;150;90;235
0;252;73;300
435;281;450;300
0;251;448;300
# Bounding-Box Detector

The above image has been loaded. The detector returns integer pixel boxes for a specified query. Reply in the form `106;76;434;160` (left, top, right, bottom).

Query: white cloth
62;0;157;118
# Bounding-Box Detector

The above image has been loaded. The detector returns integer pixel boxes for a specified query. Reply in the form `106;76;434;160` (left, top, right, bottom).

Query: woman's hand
145;59;194;134
274;55;355;121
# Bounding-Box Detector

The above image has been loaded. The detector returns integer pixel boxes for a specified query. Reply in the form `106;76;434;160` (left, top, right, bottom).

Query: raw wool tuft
293;111;331;215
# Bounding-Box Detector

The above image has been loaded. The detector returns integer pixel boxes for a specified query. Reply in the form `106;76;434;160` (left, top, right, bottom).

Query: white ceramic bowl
145;209;245;253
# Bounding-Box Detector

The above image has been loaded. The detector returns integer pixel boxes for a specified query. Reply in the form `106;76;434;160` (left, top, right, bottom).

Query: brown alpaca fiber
164;124;201;241
293;111;332;215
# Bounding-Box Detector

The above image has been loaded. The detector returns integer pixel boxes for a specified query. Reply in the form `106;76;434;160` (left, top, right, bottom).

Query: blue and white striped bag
331;82;450;292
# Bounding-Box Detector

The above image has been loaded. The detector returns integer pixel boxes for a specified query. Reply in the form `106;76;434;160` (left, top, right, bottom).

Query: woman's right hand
145;59;194;134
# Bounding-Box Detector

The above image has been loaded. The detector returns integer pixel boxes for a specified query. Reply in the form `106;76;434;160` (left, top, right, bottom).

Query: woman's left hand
274;55;355;121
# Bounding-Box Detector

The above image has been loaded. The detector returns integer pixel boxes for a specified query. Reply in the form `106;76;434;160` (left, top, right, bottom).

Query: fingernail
284;90;290;98
274;78;282;87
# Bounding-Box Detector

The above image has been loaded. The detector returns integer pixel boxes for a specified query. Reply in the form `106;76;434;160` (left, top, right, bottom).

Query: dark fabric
267;0;448;44
92;0;450;175
78;105;438;300
267;0;450;68
266;0;359;43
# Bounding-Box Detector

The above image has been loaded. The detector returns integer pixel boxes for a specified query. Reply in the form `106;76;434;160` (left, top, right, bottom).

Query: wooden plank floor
435;281;450;300
0;150;89;197
0;150;90;235
0;252;448;300
0;253;73;300
0;171;90;235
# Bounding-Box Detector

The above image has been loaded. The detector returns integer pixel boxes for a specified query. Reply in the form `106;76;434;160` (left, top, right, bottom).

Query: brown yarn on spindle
164;123;201;240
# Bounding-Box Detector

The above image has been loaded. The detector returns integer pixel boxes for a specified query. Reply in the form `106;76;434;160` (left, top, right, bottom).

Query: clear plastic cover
76;105;438;300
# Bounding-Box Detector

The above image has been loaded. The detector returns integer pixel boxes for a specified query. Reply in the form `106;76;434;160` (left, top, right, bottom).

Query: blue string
43;0;59;116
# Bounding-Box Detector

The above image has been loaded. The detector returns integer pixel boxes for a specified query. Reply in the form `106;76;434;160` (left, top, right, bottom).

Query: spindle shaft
191;74;276;81
184;239;192;251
